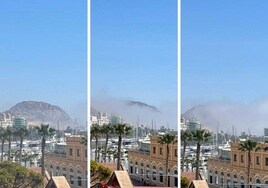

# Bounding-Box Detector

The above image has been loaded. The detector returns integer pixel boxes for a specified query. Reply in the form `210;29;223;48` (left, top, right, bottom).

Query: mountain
3;101;74;130
126;100;160;113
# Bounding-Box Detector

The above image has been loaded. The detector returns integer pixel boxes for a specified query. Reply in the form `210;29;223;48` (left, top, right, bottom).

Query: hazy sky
0;1;87;122
182;0;268;111
91;0;177;107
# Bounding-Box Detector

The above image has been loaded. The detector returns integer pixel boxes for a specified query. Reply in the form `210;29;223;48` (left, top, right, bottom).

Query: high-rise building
264;128;268;137
90;112;109;125
110;115;122;125
187;119;201;132
13;116;26;128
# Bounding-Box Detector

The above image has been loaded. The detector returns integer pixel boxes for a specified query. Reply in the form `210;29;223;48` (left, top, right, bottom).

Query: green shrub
181;176;190;188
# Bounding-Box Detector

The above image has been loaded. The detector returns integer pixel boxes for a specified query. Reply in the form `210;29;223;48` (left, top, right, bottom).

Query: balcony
208;157;231;165
45;151;66;159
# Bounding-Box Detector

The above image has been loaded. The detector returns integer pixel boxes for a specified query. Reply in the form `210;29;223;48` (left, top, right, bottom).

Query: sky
91;0;177;107
0;1;87;124
182;0;268;112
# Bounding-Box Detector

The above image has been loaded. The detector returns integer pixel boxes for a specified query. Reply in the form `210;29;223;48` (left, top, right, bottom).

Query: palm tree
181;130;192;172
36;124;55;176
90;124;101;162
0;127;7;162
14;127;29;164
158;133;177;187
101;124;113;163
192;129;211;180
239;140;260;188
6;126;13;161
113;123;132;170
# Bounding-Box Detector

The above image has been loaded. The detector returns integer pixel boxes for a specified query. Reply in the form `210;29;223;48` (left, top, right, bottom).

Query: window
70;175;74;184
77;149;80;157
160;148;163;155
153;147;156;154
153;171;156;180
175;149;177;157
70;148;73;156
234;154;237;161
174;170;178;187
160;173;163;182
266;158;268;166
78;176;82;186
241;155;244;163
159;167;163;183
256;156;260;165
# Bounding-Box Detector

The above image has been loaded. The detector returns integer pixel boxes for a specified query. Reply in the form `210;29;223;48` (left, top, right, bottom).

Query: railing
208;157;231;164
45;152;66;158
128;150;150;156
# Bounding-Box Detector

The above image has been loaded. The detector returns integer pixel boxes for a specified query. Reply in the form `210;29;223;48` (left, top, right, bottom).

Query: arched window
233;174;238;188
62;167;66;177
77;169;82;187
152;166;156;181
135;162;138;174
214;171;218;184
69;168;74;185
159;167;163;183
174;170;178;187
56;166;60;176
256;179;261;188
240;176;245;188
220;172;224;185
50;165;53;177
140;163;144;176
226;173;231;188
129;161;133;174
146;164;150;179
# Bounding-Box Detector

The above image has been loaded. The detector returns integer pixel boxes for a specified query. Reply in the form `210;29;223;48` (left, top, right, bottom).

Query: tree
0;127;7;162
239;140;260;188
6;126;13;161
181;176;190;188
101;124;113;163
158;133;177;187
14;127;29;164
113;123;132;170
0;161;43;188
181;130;192;172
192;129;211;180
91;124;101;162
35;124;55;176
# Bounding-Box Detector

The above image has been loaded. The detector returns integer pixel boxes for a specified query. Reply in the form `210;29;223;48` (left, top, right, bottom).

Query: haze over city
182;0;268;135
91;0;177;129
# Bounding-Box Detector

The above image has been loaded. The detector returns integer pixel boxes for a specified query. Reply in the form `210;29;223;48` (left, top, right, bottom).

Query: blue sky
0;1;87;120
182;0;268;111
91;0;177;106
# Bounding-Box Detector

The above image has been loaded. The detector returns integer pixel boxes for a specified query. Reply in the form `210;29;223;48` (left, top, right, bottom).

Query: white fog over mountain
91;96;178;130
182;98;268;136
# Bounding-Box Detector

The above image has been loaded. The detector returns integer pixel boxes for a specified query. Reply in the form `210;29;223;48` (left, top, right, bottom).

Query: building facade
128;135;178;187
208;142;268;188
90;112;110;126
45;136;87;188
13;116;26;128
